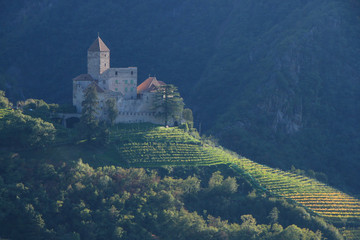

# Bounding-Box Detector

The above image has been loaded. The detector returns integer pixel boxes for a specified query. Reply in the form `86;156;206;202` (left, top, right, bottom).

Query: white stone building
72;37;181;125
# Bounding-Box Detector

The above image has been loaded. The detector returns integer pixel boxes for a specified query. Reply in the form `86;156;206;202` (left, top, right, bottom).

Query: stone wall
73;80;92;113
99;67;137;99
87;51;110;80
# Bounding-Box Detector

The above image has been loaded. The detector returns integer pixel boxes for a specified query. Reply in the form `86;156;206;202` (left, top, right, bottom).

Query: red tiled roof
137;77;166;94
88;37;110;52
73;74;94;81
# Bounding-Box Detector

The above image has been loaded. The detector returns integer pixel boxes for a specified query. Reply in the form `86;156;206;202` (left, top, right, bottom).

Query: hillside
0;88;358;239
9;122;357;239
102;124;360;222
1;0;359;194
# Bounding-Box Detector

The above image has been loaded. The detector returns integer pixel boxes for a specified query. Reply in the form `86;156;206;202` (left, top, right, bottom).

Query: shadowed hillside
1;0;359;193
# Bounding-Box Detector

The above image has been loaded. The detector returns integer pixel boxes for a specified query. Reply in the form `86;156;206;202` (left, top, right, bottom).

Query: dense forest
0;156;331;240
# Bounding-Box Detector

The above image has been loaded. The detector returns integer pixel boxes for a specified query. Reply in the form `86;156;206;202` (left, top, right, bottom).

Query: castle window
105;63;107;67
125;87;128;92
115;71;118;76
103;80;105;84
115;88;118;91
125;80;128;84
131;80;134;84
131;71;133;75
115;80;118;84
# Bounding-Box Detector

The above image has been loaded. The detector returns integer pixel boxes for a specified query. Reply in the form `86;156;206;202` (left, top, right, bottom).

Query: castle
73;37;180;125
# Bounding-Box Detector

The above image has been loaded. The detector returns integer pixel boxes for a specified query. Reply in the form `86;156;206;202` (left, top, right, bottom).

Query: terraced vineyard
227;158;360;222
340;228;360;240
109;124;360;231
110;124;228;167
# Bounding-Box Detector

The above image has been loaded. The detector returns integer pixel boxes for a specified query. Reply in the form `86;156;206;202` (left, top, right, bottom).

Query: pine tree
80;83;99;139
106;98;118;126
268;207;280;229
153;84;184;126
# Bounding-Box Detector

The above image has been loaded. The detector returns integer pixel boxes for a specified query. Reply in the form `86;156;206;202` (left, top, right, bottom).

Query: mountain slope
1;0;359;193
191;0;360;192
38;123;360;227
0;100;355;239
109;124;360;224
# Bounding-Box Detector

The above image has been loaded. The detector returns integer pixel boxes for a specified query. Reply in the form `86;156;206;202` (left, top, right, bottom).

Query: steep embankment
109;124;360;239
2;118;360;238
46;124;360;227
110;125;360;221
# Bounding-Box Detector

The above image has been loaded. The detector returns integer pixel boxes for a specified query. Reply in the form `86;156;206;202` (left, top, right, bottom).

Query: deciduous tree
0;90;11;108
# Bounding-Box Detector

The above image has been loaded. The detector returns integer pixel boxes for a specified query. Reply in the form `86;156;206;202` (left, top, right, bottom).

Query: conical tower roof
88;37;110;52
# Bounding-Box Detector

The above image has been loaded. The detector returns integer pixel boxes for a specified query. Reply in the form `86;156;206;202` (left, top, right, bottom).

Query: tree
182;108;193;127
0;110;56;148
105;98;118;126
0;90;11;108
153;84;184;126
21;99;54;121
208;171;238;194
80;83;99;139
268;207;279;229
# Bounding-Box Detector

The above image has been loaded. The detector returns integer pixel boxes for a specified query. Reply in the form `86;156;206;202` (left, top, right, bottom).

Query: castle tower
87;37;110;80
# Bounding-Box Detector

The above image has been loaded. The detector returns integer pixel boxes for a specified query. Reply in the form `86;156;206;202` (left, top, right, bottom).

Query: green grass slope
19;123;360;238
106;124;360;225
109;124;227;167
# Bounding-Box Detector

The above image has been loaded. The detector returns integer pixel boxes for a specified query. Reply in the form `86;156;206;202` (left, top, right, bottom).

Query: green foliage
290;165;328;183
0;90;11;108
19;98;59;121
153;84;184;126
268;207;280;227
80;84;99;139
280;224;322;240
0;109;55;148
182;108;193;127
208;171;238;195
108;124;222;166
0;155;328;240
227;156;360;224
105;98;118;126
75;123;360;228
